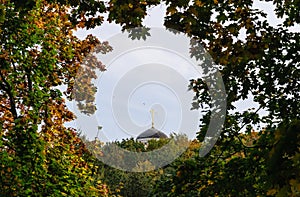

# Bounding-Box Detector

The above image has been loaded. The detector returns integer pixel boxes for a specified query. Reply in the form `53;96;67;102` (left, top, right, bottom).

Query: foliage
103;0;299;196
150;122;300;196
84;138;162;197
0;0;299;196
84;136;187;196
0;0;110;195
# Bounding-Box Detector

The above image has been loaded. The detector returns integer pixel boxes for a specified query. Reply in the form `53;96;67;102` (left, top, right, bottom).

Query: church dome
137;127;168;140
137;109;168;143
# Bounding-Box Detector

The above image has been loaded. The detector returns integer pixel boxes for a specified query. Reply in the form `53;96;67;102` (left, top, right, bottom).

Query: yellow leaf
195;0;204;7
171;186;176;193
128;3;133;8
289;179;297;185
297;183;300;192
264;43;269;48
236;7;242;13
267;188;277;195
167;6;177;15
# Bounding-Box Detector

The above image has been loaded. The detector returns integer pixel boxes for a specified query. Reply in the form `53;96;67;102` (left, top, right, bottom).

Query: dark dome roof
137;127;168;139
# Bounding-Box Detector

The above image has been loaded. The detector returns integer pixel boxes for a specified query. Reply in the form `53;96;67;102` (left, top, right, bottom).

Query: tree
104;0;299;196
1;0;299;196
90;138;159;197
0;0;110;195
86;136;189;196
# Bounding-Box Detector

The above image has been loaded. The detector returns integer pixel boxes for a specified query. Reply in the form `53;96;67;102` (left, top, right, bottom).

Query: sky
65;1;299;142
70;26;202;141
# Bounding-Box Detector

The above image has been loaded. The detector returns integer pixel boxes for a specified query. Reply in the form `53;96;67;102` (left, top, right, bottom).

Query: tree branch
0;71;18;119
